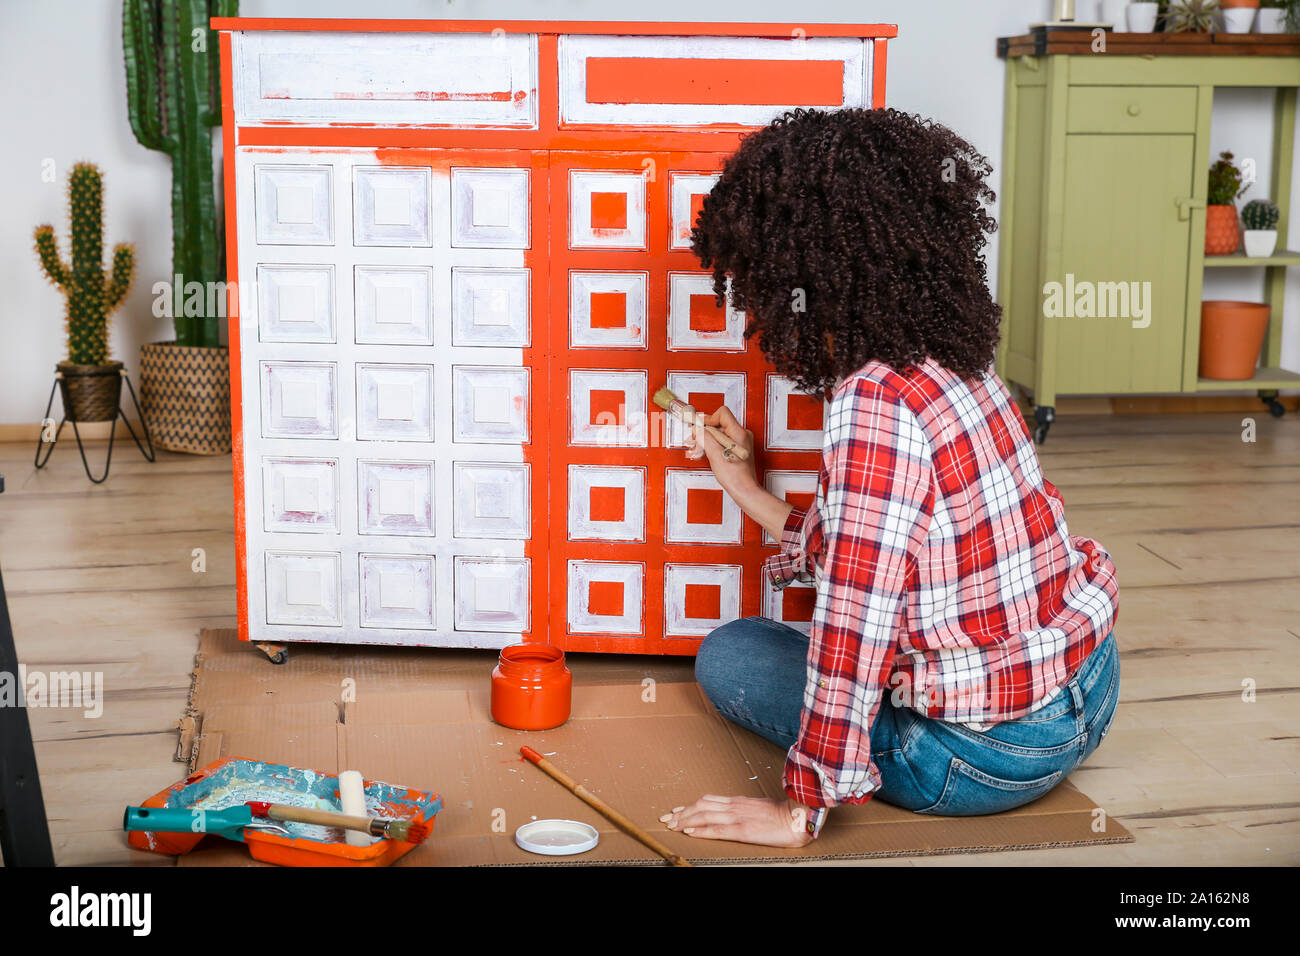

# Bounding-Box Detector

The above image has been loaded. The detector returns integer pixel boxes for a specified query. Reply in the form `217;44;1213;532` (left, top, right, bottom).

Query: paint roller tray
127;757;442;867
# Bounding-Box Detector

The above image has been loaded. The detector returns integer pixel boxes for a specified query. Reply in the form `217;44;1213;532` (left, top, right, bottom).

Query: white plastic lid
514;819;600;856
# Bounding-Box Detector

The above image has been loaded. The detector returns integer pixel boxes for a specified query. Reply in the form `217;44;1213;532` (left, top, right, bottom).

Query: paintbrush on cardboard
652;386;749;462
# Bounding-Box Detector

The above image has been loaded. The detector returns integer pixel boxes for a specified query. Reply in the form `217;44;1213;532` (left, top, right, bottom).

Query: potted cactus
1206;151;1247;255
1241;199;1280;257
1164;0;1224;31
124;0;238;455
1258;0;1300;31
33;163;136;423
1220;0;1259;32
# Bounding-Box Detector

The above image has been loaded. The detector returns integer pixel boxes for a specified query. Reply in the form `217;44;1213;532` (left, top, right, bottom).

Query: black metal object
33;368;155;483
1034;405;1056;445
0;476;56;866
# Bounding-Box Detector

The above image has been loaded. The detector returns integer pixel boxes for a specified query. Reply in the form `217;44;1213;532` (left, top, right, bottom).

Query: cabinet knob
1127;103;1142;117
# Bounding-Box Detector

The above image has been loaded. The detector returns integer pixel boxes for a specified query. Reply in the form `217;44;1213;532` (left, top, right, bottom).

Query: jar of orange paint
491;643;572;731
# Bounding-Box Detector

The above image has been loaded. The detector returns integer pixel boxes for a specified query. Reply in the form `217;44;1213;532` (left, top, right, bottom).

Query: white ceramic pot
1222;8;1258;32
1243;230;1278;258
1102;0;1130;30
1256;9;1287;32
1127;2;1160;32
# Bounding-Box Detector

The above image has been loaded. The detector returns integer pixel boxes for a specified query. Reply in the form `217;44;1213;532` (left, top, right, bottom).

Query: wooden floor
1;411;1297;866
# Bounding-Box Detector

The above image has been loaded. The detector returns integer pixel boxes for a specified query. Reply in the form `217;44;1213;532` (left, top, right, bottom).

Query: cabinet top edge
212;18;899;39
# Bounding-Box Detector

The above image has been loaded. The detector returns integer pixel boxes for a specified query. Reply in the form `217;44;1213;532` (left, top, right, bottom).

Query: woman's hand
659;795;815;848
684;405;757;497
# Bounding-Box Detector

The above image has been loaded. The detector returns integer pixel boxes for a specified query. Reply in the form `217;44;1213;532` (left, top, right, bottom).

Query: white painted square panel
763;470;820;545
664;563;742;637
567;560;644;635
669;172;720;249
450;168;530;248
665;469;744;545
763;578;817;636
357;460;434;536
569;369;648;447
265;551;342;626
353;166;432;246
569;271;647;349
359;553;436;629
667;273;745;351
451;268;530;347
260;362;337;439
569;170;647;249
454;556;530;632
663;371;746;448
355;364;435;442
766;374;827;450
354;266;434;345
263;457;339;533
254;165;333;245
453;462;530;539
452;366;530;444
257;264;335;343
567;465;645;542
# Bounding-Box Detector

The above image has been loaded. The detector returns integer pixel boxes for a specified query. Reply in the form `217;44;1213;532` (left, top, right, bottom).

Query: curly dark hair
691;107;1001;391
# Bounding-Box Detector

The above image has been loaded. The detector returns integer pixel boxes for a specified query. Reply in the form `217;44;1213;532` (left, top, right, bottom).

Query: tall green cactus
123;0;238;349
34;163;136;366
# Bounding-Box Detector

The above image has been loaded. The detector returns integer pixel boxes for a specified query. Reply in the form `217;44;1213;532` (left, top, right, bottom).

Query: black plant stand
33;368;155;484
0;474;56;866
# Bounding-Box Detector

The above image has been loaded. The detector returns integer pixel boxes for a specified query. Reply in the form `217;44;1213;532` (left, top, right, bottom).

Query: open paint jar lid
514;819;599;856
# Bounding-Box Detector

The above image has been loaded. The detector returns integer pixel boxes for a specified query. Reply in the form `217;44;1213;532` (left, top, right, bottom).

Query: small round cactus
1241;199;1279;232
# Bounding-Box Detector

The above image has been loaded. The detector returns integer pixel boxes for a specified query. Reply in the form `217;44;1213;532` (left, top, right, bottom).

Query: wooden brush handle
697;422;750;462
266;804;376;834
521;746;692;867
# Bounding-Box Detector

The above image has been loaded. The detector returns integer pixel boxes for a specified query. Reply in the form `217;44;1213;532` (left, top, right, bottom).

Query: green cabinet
996;52;1300;441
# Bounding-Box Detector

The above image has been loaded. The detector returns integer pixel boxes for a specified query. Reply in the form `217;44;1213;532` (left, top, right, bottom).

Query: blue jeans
695;618;1120;815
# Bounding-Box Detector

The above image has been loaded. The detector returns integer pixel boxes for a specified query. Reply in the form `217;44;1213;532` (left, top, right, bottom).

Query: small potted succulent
1257;0;1299;32
1220;0;1259;32
1164;0;1224;31
1241;199;1280;257
1206;151;1247;255
33;163;136;423
1129;1;1162;30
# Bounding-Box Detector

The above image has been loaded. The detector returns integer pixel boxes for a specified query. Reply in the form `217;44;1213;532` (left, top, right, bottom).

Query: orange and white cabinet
217;18;894;655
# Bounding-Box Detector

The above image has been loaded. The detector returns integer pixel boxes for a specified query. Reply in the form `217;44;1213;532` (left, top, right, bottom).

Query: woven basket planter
57;361;123;423
139;342;231;455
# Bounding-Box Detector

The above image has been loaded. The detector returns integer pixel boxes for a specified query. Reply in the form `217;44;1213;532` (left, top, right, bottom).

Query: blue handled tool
123;805;286;843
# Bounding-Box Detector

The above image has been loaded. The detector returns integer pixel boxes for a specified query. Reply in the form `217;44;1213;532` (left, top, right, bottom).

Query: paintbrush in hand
652;387;749;462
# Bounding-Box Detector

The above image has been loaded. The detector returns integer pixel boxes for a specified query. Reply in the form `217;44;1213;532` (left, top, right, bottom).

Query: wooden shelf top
998;27;1300;58
1205;249;1300;268
1195;367;1300;391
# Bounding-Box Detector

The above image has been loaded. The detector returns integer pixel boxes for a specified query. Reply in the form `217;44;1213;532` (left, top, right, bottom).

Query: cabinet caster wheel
1265;399;1285;419
1033;406;1056;445
255;642;289;665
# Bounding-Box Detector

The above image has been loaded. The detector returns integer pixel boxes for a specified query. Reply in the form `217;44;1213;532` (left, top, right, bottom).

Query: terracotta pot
1199;300;1270;380
57;361;123;423
1219;0;1258;8
491;643;572;731
1205;204;1241;255
139;341;232;455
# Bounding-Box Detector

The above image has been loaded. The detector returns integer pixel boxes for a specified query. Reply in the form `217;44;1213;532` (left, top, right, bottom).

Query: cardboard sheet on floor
173;629;1131;866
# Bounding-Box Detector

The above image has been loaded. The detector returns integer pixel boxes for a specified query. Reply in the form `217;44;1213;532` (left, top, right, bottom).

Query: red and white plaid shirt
765;358;1118;829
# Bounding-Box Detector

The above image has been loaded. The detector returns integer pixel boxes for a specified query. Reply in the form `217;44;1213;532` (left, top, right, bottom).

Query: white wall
2;0;1295;424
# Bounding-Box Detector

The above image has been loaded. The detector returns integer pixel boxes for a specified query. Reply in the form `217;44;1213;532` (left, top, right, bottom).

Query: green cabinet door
1053;133;1194;394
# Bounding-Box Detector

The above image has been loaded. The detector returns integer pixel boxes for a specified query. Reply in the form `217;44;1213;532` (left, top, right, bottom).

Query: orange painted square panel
589;485;626;522
688;294;728;332
588;579;625;617
686;391;725;416
684;583;722;619
782;586;817;623
786;491;815;512
686;487;725;525
786;393;825;431
590;191;628;229
589;389;625;425
589;291;627;328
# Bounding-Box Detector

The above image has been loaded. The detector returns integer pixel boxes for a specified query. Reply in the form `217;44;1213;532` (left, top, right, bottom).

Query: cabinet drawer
1066;86;1198;134
558;35;870;126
